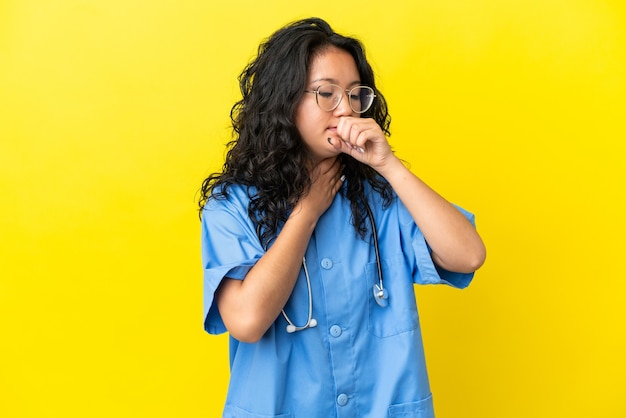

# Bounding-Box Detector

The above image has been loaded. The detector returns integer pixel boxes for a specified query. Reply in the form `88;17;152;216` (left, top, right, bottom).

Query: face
295;46;361;164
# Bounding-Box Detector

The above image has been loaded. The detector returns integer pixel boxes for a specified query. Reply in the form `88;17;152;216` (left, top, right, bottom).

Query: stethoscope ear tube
363;198;388;308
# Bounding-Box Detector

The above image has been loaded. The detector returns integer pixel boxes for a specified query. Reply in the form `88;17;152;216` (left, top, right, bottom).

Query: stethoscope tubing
258;195;387;333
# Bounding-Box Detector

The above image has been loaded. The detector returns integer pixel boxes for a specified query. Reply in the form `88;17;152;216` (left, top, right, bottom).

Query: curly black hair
198;17;393;247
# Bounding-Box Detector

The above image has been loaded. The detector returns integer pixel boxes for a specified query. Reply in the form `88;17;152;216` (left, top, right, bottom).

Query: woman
199;17;485;418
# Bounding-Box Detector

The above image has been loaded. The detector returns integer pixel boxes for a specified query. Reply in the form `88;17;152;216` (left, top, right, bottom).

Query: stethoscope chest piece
373;283;388;308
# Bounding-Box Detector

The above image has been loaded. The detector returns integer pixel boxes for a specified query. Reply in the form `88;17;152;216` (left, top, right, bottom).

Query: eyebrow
310;77;362;87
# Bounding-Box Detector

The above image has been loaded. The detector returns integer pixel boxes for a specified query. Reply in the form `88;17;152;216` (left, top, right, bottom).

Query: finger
344;138;365;154
331;136;361;154
340;131;366;154
336;117;354;142
339;119;369;153
342;119;360;143
332;173;345;194
327;165;340;185
355;126;378;150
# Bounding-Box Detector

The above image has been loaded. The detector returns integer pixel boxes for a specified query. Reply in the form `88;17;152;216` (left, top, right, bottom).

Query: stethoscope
260;197;388;334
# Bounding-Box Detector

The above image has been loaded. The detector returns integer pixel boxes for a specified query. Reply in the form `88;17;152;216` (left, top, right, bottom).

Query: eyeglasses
304;84;376;114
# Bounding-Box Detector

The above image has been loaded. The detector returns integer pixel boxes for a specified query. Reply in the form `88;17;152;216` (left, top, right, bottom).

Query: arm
378;158;486;273
334;117;486;274
215;158;343;343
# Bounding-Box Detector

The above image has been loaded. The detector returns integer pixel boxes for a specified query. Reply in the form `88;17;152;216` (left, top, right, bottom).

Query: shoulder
204;184;254;210
201;184;260;245
202;184;257;230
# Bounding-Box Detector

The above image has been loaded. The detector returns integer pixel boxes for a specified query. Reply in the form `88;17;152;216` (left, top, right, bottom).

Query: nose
333;91;354;116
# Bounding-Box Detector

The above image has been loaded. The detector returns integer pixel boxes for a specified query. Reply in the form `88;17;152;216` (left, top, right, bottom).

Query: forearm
216;207;317;342
378;157;486;273
214;157;346;341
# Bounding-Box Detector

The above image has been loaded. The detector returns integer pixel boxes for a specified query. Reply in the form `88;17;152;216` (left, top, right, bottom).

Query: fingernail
356;146;365;153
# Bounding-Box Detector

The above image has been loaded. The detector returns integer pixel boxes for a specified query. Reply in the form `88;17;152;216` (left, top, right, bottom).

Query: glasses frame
304;84;376;114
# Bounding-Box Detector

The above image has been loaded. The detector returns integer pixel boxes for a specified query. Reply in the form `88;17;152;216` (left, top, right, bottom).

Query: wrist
375;155;406;181
287;204;318;232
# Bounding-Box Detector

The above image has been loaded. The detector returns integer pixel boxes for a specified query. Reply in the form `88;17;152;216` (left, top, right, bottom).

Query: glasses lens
317;84;342;111
350;86;375;113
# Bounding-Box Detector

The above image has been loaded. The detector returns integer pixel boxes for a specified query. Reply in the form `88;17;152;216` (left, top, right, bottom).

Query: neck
306;155;338;175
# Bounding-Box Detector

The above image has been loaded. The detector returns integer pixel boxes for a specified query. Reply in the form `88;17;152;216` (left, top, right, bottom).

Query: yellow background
1;0;624;417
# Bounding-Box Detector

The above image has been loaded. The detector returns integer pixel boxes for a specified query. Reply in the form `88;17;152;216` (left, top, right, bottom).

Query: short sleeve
398;202;476;289
200;190;263;334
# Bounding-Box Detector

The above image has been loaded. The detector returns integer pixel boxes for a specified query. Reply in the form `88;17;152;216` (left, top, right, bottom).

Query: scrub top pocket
366;255;419;338
388;395;435;417
222;405;293;418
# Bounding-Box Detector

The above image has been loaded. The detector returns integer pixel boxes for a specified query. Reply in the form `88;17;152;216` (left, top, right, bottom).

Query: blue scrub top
201;182;475;418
